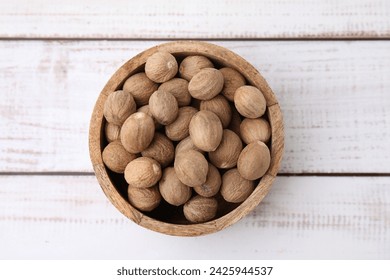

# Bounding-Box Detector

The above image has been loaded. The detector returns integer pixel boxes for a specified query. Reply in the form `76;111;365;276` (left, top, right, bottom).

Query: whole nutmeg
128;185;161;212
179;55;214;81
189;110;223;152
123;73;158;106
188;68;224;100
220;67;246;101
174;150;208;187
120;112;155;153
183;195;218;223
141;132;174;167
158;78;191;106
137;104;162;130
194;163;221;197
209;129;242;169
175;136;203;155
220;168;254;203
234;85;266;119
159;167;192;206
237;141;271;180
105;122;121;143
240;118;271;144
200;95;232;128
165;106;198;141
149;90;179;125
145;51;178;83
103;90;136;126
124;157;162;188
102;141;137;173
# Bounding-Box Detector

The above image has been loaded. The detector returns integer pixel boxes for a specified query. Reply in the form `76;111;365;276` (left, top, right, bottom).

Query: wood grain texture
0;175;388;259
1;40;389;173
0;0;389;39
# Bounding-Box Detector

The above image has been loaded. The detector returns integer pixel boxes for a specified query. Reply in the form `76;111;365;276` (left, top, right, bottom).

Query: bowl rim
89;40;284;236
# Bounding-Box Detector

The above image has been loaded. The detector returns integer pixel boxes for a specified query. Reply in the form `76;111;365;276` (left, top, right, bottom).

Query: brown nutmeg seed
103;90;136;126
158;78;191;106
183;195;218;223
234;85;266;119
105;122;121;143
189;110;223;152
174;150;208;187
145;51;178;83
194;163;221;198
200;95;232;128
188;68;224;100
124;157;162;188
237;141;271;180
179;55;214;81
209;129;242;169
120;112;155;153
128;185;161;212
165;106;198;141
149;90;179;125
123;73;158;106
240;118;271;144
102;141;137;173
141;132;174;168
159;167;192;206
220;168;254;203
220;67;246;101
175;136;204;155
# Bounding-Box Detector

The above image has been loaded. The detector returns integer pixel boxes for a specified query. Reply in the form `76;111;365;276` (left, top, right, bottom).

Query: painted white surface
1;40;389;173
0;176;389;259
0;0;389;38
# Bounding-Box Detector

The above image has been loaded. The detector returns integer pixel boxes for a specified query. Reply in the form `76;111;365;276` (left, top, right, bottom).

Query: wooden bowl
89;41;284;236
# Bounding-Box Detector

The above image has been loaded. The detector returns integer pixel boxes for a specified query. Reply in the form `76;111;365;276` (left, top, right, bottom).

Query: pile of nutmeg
102;51;271;223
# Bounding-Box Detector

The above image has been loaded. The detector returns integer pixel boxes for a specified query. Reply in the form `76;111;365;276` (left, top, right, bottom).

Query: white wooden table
1;0;389;259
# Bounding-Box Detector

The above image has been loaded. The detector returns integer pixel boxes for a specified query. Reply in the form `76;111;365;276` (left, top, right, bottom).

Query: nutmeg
105;122;121;143
149;90;179;125
141;132;175;167
183;195;218;223
188;68;224;100
208;129;242;169
137;104;162;129
228;107;242;137
174;150;208;187
234;85;266;119
237;141;271;180
124;157;162;188
179;55;214;81
102;141;137;173
200;95;232;128
165;106;198;141
220;168;254;203
123;73;158;106
120;112;155;153
158;78;191;106
175;136;203;155
189;110;223;152
159;167;192;206
194;163;221;197
220;67;246;101
103;90;136;126
240;118;271;144
145;51;178;83
128;185;161;212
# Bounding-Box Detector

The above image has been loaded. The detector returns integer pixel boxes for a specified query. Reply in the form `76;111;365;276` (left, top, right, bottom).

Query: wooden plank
1;40;389;173
0;0;389;39
0;175;389;259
